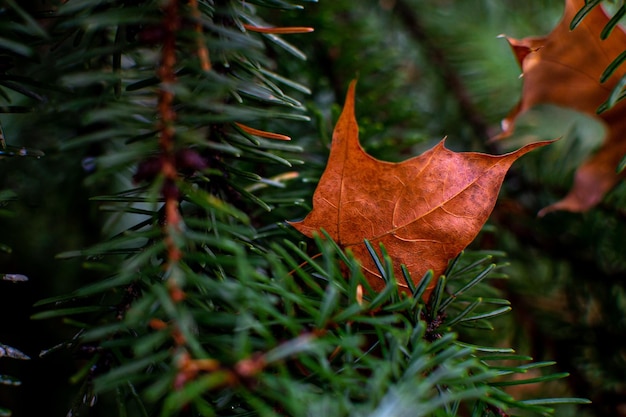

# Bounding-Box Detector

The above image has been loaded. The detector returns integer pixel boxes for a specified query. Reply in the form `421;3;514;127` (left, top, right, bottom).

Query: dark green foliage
0;0;622;416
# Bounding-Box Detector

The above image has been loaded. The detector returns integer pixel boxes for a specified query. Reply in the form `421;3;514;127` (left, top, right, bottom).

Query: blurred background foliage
1;0;625;416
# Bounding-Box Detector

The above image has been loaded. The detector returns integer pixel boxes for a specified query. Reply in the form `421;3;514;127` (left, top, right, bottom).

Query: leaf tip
346;79;358;102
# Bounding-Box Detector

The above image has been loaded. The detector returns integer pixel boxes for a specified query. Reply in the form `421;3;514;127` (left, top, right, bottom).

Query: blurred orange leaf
291;81;548;298
496;0;626;215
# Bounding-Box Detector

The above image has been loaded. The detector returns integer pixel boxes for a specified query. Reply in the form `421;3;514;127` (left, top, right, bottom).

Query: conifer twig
189;0;211;72
158;0;182;264
156;2;191;380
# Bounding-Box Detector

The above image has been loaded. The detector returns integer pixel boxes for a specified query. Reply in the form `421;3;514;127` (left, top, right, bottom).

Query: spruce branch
157;0;184;265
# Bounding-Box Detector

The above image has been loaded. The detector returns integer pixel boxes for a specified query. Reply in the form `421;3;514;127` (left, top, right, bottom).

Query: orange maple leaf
496;0;626;215
291;81;548;297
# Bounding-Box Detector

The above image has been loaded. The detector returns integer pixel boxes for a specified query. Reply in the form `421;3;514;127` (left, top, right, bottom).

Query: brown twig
158;0;182;264
189;0;211;71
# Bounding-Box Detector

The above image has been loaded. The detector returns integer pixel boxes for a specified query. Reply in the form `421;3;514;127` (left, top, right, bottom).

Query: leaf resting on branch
291;80;549;298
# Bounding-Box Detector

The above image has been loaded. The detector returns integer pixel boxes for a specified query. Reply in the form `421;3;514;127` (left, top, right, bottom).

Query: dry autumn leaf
495;0;626;215
291;81;548;298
